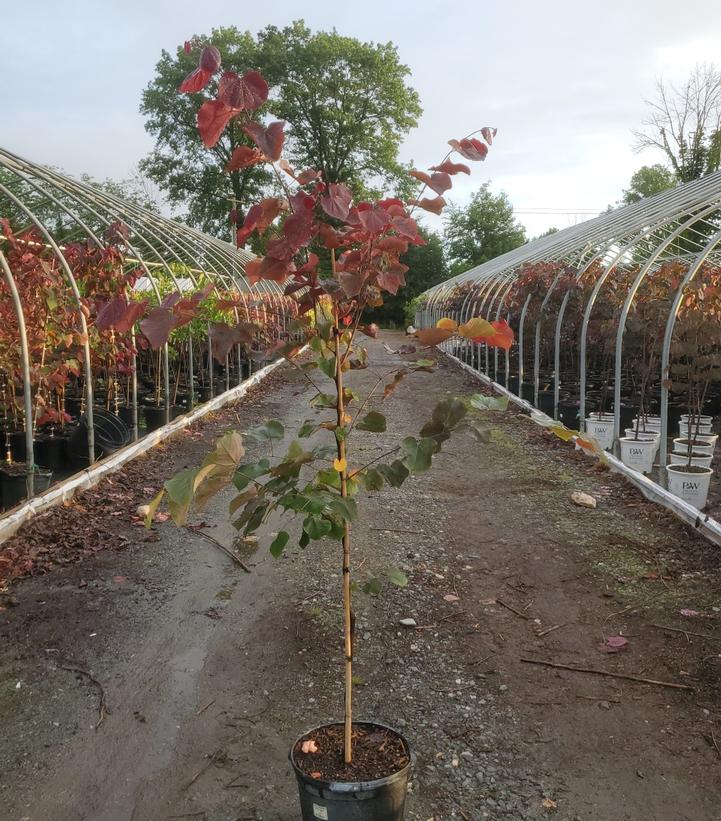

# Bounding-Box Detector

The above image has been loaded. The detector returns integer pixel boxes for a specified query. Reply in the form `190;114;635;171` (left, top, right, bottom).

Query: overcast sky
3;0;721;237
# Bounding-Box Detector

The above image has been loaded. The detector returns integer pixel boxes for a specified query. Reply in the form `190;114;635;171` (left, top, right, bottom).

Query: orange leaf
436;317;458;332
415;327;454;347
458;317;493;339
408;196;446;215
471;319;514;351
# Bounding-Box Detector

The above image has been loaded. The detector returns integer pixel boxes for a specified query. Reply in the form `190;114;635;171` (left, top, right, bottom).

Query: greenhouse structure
0;148;298;510
417;170;721;510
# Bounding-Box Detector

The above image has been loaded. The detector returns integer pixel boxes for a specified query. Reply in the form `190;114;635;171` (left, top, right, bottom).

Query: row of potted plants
466;256;721;509
0;218;296;509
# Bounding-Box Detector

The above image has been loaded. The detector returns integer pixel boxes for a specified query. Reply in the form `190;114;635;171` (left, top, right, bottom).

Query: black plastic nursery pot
117;405;136;429
537;389;554;415
143;404;168;432
557;398;579;429
34;434;68;470
8;430;27;462
0;464;52;510
290;722;413;821
66;410;131;466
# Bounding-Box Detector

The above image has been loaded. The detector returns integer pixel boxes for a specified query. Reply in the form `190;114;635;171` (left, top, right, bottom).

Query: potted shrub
667;279;721;508
0;220;83;494
617;270;673;474
145;45;513;820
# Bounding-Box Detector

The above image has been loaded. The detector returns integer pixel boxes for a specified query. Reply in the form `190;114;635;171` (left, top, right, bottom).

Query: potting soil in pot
293;724;409;783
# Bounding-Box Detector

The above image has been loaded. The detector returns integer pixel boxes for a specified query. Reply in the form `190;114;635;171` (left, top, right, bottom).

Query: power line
513;207;603;215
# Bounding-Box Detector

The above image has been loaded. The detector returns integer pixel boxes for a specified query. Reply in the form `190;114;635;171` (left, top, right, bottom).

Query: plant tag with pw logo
313;804;329;820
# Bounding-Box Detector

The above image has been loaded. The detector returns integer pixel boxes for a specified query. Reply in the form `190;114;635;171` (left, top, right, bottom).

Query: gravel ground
1;331;720;821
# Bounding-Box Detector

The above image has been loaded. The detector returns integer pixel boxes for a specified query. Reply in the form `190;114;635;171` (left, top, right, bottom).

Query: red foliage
226;146;265;172
243;121;286;161
197;100;237;148
448;137;489;161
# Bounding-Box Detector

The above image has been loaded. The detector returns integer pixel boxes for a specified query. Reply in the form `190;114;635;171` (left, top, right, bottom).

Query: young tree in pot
667;276;721;508
0;220;80;492
618;267;675;473
145;44;513;819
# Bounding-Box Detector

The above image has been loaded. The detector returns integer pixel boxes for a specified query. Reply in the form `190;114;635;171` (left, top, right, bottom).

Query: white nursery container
677;420;713;437
668;450;713;469
619;436;657;474
585;417;614;451
625;428;660;456
673;437;713;455
666;464;713;510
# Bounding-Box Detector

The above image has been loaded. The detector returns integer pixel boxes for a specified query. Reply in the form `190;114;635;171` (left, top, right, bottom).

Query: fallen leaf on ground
598;635;629;653
443;594;460;602
542;797;557;810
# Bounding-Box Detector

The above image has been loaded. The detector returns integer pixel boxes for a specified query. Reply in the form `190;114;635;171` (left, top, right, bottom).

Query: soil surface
2;331;721;821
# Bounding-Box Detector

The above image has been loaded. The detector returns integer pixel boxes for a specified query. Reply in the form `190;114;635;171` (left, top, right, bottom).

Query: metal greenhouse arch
417;170;721;510
0;148;296;509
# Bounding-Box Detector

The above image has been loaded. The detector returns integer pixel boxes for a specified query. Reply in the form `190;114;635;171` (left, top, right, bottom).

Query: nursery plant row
0;218;299;511
418;255;721;510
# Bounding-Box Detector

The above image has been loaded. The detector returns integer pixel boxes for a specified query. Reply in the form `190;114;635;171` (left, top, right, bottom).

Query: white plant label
313;804;329;820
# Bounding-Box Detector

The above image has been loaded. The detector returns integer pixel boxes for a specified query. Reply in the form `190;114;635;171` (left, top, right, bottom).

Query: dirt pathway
2;332;721;821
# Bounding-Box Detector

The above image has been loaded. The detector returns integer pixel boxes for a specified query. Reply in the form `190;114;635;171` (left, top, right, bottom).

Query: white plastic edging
450;353;721;549
0;352;303;544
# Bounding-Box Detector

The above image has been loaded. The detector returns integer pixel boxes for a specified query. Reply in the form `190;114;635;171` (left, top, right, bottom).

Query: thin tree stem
332;251;353;765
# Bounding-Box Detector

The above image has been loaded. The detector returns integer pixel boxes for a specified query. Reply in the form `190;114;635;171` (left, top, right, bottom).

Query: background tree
140;22;422;238
443;183;526;275
634;64;721;182
258;22;421;198
80;172;161;214
531;226;560;241
364;229;448;327
140;27;273;238
620;164;676;205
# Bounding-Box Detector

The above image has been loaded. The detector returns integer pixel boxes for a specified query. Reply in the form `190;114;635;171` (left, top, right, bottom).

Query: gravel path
1;331;720;820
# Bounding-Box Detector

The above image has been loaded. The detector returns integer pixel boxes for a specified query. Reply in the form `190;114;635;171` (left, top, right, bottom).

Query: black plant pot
66;410;131;466
34;435;69;470
144;405;168;432
117;405;136;429
507;375;519;396
616;402;635;432
537;389;554;415
8;430;27;462
0;464;52;510
558;399;580;429
521;383;534;403
290;722;412;821
199;386;213;403
65;395;82;417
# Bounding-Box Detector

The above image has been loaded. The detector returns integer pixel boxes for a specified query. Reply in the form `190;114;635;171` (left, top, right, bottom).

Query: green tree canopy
258;22;421;196
620;164;676;205
443;183;526;275
139;21;422;238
